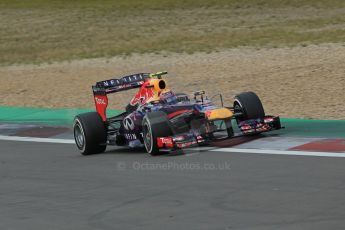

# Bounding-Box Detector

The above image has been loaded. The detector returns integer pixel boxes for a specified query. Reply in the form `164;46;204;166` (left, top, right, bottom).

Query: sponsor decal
95;97;107;105
94;95;108;121
123;116;135;130
157;137;173;148
176;141;197;148
101;74;145;88
159;137;173;144
125;133;137;140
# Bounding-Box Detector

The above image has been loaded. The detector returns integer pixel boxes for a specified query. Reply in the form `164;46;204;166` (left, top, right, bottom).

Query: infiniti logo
123;117;135;130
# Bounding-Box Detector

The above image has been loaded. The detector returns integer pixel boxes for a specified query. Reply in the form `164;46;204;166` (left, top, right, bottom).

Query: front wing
156;116;281;150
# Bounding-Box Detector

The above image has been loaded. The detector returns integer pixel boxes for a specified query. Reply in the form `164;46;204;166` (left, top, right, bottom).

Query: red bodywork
94;95;108;121
157;137;174;148
129;81;155;106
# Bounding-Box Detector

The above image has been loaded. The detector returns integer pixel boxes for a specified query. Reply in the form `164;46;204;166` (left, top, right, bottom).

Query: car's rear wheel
142;111;173;156
73;112;107;155
234;92;265;121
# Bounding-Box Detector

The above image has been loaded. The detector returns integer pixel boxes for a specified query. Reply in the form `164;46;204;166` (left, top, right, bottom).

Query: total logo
95;97;106;105
159;137;173;144
157;137;173;148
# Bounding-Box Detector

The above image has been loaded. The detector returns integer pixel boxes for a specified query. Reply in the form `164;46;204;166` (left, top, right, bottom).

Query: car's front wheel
73;112;107;155
234;91;265;122
142;111;173;156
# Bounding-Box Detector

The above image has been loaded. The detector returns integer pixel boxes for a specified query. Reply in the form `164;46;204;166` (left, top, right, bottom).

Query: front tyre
73;112;107;155
234;92;265;121
142;111;172;156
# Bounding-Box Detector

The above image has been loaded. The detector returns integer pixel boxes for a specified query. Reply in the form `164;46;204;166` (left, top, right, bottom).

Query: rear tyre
73;112;107;155
142;111;173;156
234;92;265;121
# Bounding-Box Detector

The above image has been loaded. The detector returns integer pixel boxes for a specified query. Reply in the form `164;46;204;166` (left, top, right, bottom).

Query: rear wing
93;73;150;94
92;72;168;121
92;73;150;121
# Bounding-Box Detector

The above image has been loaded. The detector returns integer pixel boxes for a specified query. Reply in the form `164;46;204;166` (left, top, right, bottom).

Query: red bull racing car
73;71;281;155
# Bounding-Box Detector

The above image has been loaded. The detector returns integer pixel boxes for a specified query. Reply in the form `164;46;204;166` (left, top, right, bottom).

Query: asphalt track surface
1;140;345;230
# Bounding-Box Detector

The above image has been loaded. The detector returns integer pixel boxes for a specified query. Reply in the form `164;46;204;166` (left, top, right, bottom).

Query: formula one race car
73;71;281;155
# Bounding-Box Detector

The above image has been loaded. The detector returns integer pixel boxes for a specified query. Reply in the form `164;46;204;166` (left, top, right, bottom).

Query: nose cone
205;108;233;120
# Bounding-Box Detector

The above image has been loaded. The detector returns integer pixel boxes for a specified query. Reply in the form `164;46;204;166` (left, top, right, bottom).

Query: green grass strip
0;106;122;125
276;118;345;138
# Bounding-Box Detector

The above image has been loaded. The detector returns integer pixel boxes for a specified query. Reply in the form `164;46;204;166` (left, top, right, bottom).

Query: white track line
0;135;74;144
212;148;345;158
1;135;345;158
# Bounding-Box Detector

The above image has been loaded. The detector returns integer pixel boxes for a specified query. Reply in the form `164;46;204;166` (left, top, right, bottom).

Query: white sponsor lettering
125;133;137;140
95;97;106;105
159;137;172;144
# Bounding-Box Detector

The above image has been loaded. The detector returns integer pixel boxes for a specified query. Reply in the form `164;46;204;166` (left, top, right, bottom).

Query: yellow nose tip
205;108;233;120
